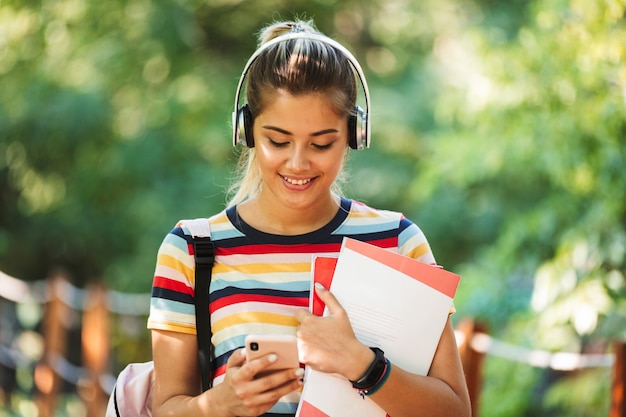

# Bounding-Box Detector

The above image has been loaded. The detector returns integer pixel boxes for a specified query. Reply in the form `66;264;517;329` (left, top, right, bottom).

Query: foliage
479;355;542;417
424;0;626;345
543;367;612;417
406;0;626;414
0;0;624;415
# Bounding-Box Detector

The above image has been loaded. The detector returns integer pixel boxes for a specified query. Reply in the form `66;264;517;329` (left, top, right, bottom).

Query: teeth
284;177;311;185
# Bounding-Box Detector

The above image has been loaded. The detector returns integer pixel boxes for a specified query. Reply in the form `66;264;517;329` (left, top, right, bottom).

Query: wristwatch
349;347;387;390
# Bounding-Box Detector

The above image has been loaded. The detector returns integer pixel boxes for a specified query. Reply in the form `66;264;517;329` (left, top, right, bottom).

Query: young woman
148;19;471;417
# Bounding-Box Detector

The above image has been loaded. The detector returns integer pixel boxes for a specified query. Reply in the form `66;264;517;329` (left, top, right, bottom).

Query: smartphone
244;334;299;375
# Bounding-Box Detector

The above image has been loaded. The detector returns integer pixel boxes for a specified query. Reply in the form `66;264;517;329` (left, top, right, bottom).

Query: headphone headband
232;32;371;149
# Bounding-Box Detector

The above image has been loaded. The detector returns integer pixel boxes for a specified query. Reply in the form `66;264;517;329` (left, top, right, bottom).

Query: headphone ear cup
238;104;255;148
347;113;357;150
348;106;368;150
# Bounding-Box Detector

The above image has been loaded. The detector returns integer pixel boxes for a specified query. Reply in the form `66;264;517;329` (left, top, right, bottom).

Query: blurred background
1;0;625;416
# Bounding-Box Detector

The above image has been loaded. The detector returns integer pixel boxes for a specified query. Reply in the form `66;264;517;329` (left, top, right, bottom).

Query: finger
227;348;246;368
251;367;305;392
241;353;283;380
242;370;305;413
294;307;312;323
314;283;345;316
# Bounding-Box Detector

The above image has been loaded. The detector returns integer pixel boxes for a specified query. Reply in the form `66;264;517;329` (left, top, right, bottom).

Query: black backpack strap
182;218;215;392
193;235;214;392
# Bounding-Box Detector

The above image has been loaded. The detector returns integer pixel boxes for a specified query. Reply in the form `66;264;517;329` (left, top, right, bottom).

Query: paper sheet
296;238;460;417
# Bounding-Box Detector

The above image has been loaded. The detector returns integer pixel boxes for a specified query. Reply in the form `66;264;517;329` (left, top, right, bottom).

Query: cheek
321;151;345;177
255;146;280;170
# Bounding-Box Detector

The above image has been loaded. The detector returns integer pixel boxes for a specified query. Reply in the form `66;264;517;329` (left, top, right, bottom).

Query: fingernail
295;368;305;377
268;354;277;363
314;282;325;291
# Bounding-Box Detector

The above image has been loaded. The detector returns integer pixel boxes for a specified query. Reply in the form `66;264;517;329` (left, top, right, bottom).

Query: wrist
349;347;387;390
346;344;375;381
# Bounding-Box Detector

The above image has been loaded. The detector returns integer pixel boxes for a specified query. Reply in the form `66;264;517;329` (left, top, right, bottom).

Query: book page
297;238;460;417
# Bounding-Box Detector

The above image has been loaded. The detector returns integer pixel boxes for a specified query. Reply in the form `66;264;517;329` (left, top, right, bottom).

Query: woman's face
252;90;348;212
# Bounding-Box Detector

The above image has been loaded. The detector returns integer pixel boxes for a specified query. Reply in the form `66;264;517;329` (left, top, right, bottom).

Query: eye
269;138;288;148
312;142;334;150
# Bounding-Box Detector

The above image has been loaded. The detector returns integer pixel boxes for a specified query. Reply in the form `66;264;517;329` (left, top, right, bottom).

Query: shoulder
171;211;230;239
346;199;404;222
346;199;413;231
347;199;435;264
157;211;228;255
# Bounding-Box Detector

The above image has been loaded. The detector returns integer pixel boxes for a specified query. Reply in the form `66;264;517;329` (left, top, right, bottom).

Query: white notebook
296;237;461;417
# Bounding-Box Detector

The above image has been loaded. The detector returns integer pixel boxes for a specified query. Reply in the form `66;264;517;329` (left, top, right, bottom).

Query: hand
211;348;303;417
294;283;374;381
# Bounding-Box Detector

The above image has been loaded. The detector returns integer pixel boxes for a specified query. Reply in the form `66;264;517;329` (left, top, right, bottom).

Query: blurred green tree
0;0;623;415
0;0;342;289
403;0;626;415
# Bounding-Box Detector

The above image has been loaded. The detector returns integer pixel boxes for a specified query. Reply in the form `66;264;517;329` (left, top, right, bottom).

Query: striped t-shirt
147;197;435;416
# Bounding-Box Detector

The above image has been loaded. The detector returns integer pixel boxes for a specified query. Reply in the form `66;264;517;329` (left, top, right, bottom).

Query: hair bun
257;20;318;46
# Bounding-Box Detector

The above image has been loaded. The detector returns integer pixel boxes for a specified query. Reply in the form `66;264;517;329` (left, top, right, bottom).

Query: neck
238;194;341;235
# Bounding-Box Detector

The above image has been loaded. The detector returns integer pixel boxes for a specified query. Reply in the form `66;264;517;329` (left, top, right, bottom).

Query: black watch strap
350;347;386;390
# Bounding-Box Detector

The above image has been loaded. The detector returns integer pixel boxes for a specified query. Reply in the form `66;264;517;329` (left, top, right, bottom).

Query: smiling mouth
282;176;313;186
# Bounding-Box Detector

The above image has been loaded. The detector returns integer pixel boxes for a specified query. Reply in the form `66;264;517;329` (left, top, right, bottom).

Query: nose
285;145;311;171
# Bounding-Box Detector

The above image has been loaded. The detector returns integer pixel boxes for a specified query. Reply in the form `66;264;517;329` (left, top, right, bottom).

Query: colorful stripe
147;197;435;416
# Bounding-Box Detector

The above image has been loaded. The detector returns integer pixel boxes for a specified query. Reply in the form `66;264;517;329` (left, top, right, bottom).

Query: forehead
258;88;346;116
261;91;341;116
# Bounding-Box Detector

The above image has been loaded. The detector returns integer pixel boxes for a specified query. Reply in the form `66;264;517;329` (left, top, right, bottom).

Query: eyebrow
261;125;339;137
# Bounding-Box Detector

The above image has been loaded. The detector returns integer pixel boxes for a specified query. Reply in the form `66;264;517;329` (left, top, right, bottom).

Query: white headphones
232;32;371;150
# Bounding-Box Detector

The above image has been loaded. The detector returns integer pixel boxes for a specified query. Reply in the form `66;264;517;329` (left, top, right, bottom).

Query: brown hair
227;20;357;206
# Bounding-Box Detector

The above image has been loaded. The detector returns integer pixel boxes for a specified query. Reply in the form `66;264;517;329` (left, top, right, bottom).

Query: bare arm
151;329;304;417
368;319;471;416
295;285;471;417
